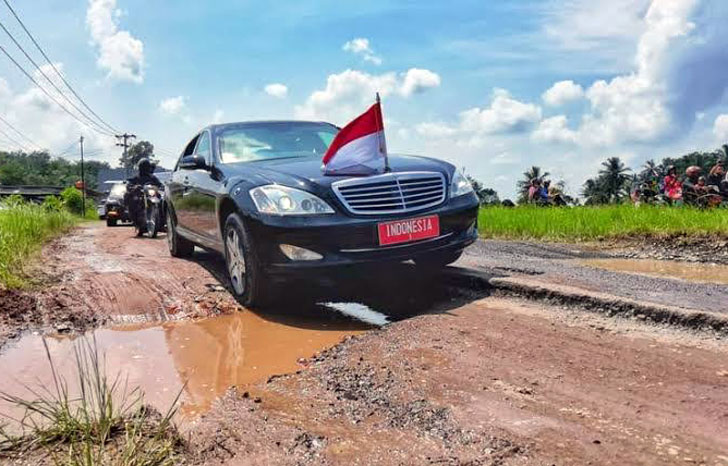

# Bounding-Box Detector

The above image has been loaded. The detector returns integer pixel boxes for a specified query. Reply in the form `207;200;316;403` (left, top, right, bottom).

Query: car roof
207;120;338;132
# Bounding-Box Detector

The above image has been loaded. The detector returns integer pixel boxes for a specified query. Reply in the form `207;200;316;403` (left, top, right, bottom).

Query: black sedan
165;121;479;307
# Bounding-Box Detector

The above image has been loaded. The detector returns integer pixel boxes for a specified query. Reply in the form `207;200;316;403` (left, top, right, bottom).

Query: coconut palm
516;166;550;204
598;157;631;202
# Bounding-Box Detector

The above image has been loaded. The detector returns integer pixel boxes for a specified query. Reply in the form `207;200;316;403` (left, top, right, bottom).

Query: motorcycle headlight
450;168;475;198
249;185;334;215
147;188;156;196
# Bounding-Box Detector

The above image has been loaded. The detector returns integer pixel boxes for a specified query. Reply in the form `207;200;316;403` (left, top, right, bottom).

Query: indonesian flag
322;98;387;175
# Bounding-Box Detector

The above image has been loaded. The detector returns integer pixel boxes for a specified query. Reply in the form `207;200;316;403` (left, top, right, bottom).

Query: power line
0;43;114;137
54;140;79;157
0;113;42;150
1;0;119;134
0;126;28;151
0;19;114;136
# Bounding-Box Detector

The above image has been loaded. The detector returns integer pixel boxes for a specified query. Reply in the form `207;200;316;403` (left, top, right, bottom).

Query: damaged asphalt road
460;239;728;314
1;223;727;465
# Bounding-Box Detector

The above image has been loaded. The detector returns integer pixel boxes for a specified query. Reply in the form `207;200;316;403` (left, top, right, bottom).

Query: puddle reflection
0;310;369;421
581;258;728;285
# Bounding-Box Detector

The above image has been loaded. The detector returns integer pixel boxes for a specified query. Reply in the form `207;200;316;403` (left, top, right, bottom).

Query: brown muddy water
581;258;728;285
0;308;371;422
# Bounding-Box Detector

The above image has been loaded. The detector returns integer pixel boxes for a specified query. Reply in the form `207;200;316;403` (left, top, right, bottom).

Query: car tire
147;204;160;238
106;218;117;227
415;250;462;269
224;213;269;308
167;210;194;258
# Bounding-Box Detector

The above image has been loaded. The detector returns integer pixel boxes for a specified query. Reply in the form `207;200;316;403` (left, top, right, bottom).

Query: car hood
223;154;453;196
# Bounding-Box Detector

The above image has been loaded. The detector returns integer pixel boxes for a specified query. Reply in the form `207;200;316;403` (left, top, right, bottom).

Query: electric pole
115;133;137;177
79;135;85;216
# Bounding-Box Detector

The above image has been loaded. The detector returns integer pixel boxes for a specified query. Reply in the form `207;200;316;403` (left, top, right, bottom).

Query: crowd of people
527;178;567;206
633;161;728;207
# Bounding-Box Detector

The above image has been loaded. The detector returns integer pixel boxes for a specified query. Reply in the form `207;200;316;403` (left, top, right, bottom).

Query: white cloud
569;0;698;146
295;68;439;124
0;71;117;160
415;89;541;148
542;80;584;106
532;115;578;143
399;68;441;97
86;0;144;83
342;38;382;65
459;89;541;134
544;0;651;51
159;96;186;116
264;83;288;98
714;114;728;141
212;109;225;124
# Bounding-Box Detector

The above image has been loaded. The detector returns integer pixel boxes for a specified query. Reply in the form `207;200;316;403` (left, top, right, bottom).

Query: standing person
540;180;551;204
662;165;683;203
708;161;727;197
528;178;541;203
682;166;702;205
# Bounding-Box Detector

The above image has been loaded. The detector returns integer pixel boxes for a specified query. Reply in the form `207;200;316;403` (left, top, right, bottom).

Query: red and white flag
322;97;387;175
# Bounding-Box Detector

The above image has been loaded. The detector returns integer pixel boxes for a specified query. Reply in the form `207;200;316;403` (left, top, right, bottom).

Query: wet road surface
2;223;728;464
460;239;728;313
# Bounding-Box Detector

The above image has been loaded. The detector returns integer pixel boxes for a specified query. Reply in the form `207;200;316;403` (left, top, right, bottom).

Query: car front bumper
247;194;479;274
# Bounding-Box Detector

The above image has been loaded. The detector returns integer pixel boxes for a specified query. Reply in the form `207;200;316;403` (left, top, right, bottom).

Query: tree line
0;141;157;190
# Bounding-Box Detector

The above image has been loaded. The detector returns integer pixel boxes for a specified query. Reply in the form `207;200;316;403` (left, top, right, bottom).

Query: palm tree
516;166;550;203
598;157;631;202
582;178;608;205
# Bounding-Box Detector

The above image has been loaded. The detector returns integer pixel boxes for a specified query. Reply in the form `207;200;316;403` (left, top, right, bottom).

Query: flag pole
375;92;390;173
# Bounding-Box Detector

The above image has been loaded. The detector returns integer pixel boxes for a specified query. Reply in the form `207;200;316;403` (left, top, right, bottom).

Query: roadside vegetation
479;204;728;241
0;339;183;465
0;190;91;288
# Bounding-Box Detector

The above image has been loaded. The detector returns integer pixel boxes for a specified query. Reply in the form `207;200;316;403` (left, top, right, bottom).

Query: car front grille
332;171;447;215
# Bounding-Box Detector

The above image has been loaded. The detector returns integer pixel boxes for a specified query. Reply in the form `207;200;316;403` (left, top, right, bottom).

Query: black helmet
137;158;153;176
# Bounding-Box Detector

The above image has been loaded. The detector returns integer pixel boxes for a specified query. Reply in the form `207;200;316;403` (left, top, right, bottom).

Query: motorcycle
127;183;166;238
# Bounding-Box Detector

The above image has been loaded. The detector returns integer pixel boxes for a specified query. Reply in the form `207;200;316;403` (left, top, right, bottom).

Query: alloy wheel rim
226;229;246;295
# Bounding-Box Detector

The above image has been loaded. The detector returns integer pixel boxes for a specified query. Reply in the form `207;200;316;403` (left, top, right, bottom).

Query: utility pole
79;135;85;216
115;133;137;177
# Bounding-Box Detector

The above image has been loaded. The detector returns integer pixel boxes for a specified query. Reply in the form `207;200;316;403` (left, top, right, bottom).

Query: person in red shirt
662;165;683;203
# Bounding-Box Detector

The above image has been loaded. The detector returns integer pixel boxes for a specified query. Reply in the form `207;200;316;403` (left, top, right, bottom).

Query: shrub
42;195;63;212
60;186;84;216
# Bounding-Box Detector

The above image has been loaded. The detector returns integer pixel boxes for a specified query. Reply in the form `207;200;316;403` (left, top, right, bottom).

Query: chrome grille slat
332;171;446;215
343;190;401;199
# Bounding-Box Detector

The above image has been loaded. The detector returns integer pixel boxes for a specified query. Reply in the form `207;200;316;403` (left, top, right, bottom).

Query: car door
170;134;200;231
184;130;220;242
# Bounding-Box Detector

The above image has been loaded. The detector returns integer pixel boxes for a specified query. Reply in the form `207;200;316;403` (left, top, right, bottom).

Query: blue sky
1;0;727;198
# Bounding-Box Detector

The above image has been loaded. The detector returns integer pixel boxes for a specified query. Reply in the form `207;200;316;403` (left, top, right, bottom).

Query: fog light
279;244;323;261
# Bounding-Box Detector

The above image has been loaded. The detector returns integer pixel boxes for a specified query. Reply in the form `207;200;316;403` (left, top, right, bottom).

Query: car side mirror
179;154;207;170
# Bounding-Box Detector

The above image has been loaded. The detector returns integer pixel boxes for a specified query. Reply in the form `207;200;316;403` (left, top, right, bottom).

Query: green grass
0;338;183;465
0;201;77;288
479;205;728;241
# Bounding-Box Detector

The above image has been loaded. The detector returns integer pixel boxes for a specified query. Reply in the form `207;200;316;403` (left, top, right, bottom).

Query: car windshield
109;184;126;197
217;122;338;164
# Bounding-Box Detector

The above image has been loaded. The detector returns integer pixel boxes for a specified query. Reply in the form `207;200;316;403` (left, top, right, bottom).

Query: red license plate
378;215;440;246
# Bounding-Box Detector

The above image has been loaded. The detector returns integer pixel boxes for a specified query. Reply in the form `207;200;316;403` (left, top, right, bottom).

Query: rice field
478;205;728;241
0;202;77;288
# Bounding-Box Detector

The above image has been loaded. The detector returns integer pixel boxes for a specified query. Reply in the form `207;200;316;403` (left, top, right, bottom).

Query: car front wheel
224;213;268;308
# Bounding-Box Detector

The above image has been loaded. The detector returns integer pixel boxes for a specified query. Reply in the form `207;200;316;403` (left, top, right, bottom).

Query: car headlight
249;185;334;215
450;168;474;198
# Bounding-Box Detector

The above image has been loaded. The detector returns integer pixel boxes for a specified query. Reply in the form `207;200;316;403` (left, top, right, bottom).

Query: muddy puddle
581;258;728;285
0;309;370;422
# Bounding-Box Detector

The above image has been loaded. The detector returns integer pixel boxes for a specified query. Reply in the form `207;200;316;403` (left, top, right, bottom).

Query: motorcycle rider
128;158;162;188
125;158;162;233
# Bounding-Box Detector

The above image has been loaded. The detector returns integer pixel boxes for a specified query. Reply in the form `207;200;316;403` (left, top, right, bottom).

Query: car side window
183;135;199;156
195;131;212;165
